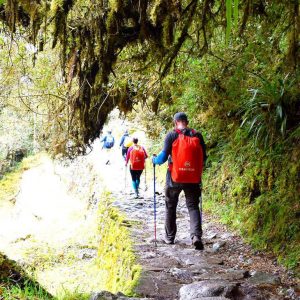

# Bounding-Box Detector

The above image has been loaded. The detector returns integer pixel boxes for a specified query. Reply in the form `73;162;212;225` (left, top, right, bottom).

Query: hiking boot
192;236;204;250
164;237;175;245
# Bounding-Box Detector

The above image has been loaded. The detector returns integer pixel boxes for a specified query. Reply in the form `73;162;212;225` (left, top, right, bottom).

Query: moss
203;143;300;274
96;191;141;296
162;15;174;47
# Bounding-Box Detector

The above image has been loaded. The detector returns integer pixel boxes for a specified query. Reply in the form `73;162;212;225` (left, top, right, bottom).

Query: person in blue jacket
100;130;115;164
119;130;130;160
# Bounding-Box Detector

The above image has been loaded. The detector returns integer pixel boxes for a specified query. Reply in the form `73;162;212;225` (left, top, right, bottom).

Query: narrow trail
100;149;299;299
0;130;298;299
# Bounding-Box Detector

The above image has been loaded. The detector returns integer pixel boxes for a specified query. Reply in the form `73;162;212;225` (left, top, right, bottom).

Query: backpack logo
184;161;191;167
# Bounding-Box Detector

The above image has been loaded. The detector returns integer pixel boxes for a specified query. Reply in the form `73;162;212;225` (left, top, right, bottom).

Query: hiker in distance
152;112;206;250
100;130;115;165
119;129;133;160
125;138;148;198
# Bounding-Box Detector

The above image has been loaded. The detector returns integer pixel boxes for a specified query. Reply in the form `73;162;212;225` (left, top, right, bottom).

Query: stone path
107;186;299;300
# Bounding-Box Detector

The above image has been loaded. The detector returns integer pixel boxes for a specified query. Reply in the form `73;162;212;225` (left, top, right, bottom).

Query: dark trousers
129;169;143;182
164;185;202;241
122;147;128;159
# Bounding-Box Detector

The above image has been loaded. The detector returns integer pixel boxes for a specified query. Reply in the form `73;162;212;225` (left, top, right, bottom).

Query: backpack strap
174;128;196;136
190;129;197;136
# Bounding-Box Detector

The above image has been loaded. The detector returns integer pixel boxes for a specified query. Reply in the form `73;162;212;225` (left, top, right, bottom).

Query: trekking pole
144;163;147;191
200;188;203;226
153;160;157;247
125;164;127;194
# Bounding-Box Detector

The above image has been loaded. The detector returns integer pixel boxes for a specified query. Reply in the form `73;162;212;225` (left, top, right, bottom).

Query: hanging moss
162;14;174;47
2;0;296;158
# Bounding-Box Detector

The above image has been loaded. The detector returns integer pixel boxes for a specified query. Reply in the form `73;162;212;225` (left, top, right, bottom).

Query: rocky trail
0;133;299;300
100;166;300;300
101;190;300;300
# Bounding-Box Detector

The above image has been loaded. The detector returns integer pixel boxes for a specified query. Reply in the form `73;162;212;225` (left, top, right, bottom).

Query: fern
240;75;296;149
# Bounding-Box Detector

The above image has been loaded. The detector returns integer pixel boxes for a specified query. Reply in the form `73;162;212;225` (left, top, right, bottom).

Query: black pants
129;169;143;182
122;147;128;159
164;184;202;241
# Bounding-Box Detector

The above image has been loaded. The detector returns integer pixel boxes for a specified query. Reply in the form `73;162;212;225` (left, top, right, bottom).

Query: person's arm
142;147;148;159
153;151;167;165
100;136;106;143
153;132;176;165
119;135;125;147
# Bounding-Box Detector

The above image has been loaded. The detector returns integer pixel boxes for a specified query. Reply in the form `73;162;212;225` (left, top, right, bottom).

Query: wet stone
139;251;157;259
205;232;218;240
140;256;181;270
136;270;182;299
238;283;279;300
90;291;124;300
195;269;247;281
169;267;194;283
187;263;223;274
179;280;238;300
248;271;281;286
212;241;226;252
178;254;209;266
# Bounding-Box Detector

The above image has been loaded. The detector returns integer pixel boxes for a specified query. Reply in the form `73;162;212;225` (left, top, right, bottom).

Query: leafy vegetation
128;1;300;274
0;252;53;300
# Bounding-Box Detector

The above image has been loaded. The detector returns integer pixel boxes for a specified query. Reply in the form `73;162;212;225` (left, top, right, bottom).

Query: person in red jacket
152;112;206;250
126;138;148;198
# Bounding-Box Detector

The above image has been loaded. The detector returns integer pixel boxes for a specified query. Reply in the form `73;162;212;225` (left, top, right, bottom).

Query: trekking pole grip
152;154;157;168
152;155;157;246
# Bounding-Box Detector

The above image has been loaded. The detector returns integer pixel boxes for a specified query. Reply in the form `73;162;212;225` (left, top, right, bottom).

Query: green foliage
203;144;300;273
0;31;69;159
96;191;141;295
0;252;53;299
0;279;53;300
240;75;298;148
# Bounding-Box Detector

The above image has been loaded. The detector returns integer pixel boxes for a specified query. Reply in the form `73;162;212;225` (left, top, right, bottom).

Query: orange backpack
170;130;203;183
130;145;145;170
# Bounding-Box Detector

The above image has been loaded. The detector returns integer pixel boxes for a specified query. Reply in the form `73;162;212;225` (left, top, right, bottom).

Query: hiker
119;130;133;160
100;130;115;164
125;138;148;198
152;112;206;250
